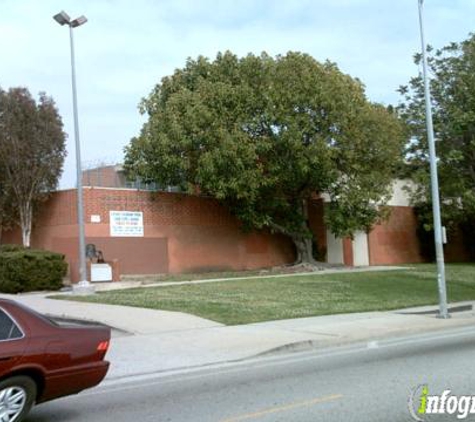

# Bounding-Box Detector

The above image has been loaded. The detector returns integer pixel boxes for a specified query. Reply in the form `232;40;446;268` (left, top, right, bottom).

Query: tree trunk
269;199;325;266
293;235;315;264
292;198;314;264
19;203;32;247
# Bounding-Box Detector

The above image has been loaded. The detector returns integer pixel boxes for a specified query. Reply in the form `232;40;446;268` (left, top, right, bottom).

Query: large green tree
125;51;404;263
0;87;66;247
398;33;475;253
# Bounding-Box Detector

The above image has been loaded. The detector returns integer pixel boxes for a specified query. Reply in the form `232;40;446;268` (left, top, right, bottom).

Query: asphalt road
27;327;475;422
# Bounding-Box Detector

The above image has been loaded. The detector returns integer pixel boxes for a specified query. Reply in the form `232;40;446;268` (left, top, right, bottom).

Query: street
27;326;475;422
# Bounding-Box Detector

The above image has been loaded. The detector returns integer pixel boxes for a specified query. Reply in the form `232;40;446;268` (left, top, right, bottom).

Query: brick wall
13;188;295;280
83;188;238;227
367;206;472;265
4;188;470;281
82;166;123;188
445;229;472;262
368;206;424;265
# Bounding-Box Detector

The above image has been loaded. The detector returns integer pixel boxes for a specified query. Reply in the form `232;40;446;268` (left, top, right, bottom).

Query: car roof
0;298;58;327
0;298;29;311
0;298;16;304
0;298;20;308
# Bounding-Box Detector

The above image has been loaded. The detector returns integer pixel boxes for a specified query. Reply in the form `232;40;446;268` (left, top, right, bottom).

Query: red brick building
2;179;471;282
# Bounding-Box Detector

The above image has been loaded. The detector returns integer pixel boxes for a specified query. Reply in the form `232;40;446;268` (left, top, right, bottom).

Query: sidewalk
89;265;408;292
1;292;474;381
105;305;475;380
0;293;220;335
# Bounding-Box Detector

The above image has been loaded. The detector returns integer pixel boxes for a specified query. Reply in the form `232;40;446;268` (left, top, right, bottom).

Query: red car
0;298;110;422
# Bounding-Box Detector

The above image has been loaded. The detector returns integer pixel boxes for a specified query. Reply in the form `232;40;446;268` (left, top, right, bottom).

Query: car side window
0;309;23;341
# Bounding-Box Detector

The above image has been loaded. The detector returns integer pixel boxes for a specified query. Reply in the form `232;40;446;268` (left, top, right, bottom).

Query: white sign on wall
110;211;144;237
91;214;101;223
91;263;112;281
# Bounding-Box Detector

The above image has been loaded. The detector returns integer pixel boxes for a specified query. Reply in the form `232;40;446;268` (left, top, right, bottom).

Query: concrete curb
103;321;475;383
253;317;475;358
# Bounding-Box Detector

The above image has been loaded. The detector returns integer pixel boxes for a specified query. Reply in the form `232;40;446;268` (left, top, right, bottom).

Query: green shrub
0;246;68;293
0;244;26;253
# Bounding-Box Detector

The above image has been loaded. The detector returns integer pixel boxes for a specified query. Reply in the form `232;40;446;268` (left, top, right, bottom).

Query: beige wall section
387;179;415;207
321;179;415;207
326;230;344;264
352;231;369;266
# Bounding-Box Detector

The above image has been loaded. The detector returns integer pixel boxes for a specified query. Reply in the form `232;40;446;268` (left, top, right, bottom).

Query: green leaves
125;51;404;256
399;33;475;244
0;87;66;244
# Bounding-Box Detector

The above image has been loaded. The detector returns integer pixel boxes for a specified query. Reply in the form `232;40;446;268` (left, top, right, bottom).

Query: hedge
0;244;25;253
0;245;68;293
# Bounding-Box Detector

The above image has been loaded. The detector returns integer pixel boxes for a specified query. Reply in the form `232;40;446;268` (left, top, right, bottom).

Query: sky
1;0;474;188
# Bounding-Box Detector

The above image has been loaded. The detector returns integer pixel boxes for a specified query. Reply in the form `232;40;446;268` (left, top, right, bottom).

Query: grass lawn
121;267;305;283
54;264;475;325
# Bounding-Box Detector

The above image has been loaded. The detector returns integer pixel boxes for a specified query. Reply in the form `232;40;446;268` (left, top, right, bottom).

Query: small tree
0;87;66;247
125;52;404;263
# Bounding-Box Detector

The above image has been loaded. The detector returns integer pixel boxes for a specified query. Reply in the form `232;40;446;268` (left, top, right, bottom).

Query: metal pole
69;25;93;293
417;0;449;318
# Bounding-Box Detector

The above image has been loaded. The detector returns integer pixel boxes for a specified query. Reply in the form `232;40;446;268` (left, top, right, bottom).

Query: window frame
0;307;25;342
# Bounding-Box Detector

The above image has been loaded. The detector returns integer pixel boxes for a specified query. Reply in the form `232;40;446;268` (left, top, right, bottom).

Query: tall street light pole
53;11;94;294
417;0;449;318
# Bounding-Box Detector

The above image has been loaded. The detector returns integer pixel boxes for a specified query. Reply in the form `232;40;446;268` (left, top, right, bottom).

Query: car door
0;308;27;376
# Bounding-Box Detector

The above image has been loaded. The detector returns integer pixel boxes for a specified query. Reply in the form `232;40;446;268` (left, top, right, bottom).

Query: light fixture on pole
417;0;449;318
53;10;94;295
